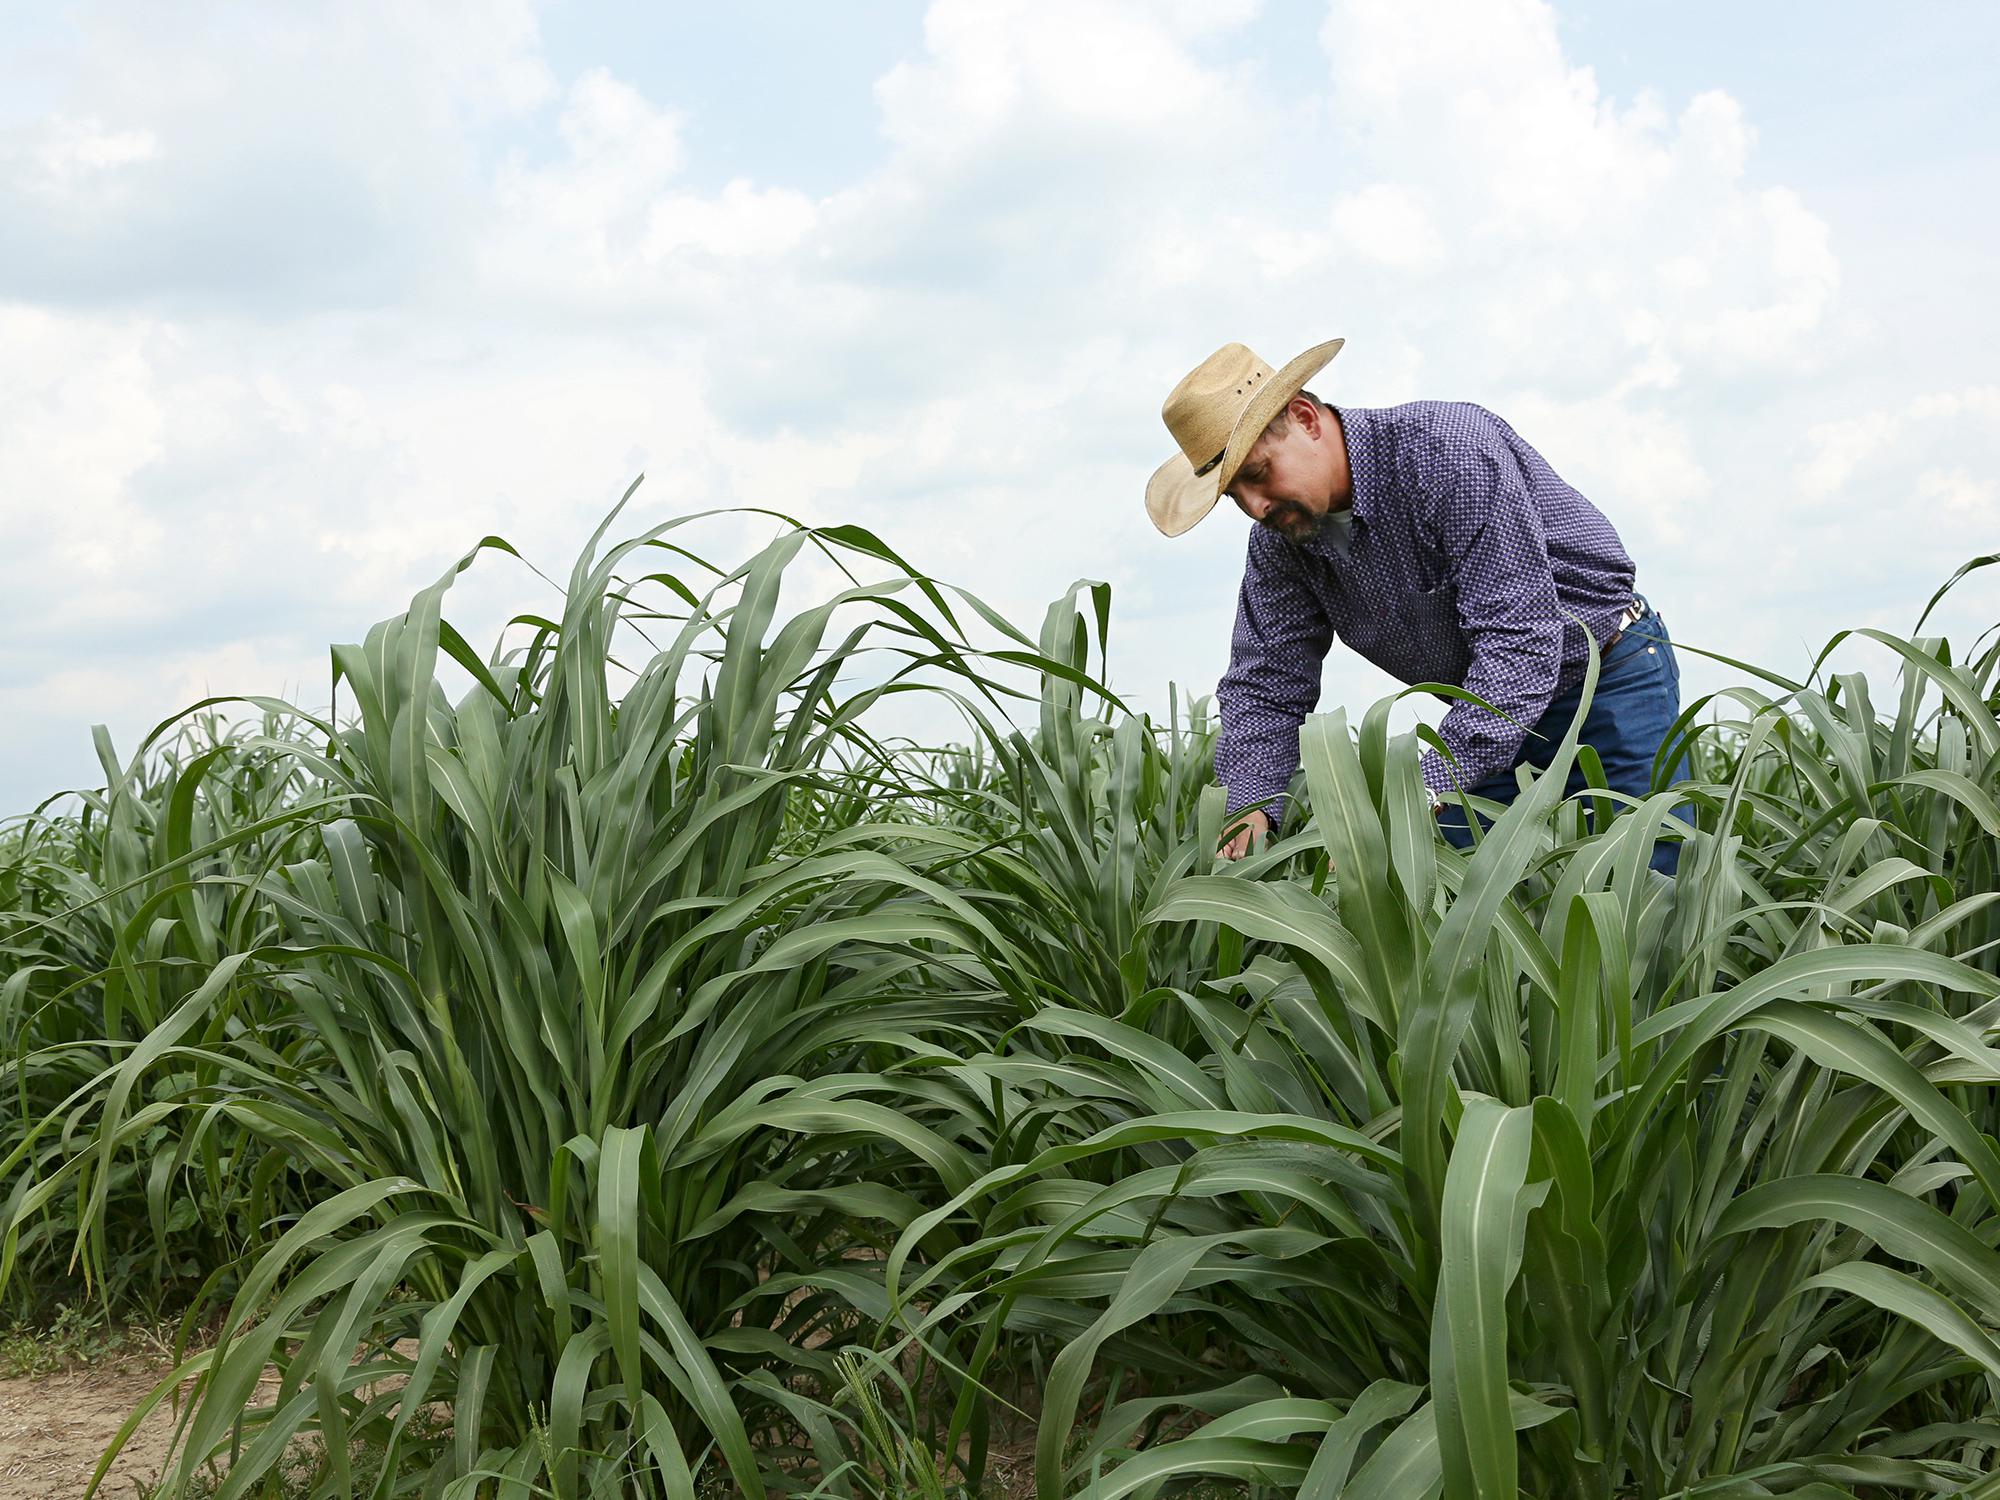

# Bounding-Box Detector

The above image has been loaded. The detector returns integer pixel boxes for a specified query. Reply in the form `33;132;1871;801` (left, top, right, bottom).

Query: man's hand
1219;808;1270;861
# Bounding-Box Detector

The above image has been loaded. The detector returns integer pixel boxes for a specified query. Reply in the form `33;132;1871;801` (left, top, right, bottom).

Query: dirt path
0;1358;279;1500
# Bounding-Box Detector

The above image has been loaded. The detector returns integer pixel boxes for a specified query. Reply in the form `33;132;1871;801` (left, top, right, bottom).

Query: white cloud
1331;183;1447;271
486;66;787;293
2;0;1994;809
1799;406;1904;498
4;115;159;195
875;0;1233;157
1503;393;1712;548
1916;466;1996;521
1318;0;1839;392
1708;385;2000;676
1798;387;2000;503
0;0;553;305
0;306;168;586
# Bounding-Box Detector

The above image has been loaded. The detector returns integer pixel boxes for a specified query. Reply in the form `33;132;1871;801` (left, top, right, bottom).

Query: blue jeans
1437;609;1692;874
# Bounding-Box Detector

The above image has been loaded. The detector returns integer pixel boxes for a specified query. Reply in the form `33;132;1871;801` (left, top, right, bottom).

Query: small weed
0;1301;161;1377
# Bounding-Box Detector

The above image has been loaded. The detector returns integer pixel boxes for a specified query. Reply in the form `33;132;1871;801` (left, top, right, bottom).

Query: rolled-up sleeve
1415;418;1564;797
1215;527;1332;824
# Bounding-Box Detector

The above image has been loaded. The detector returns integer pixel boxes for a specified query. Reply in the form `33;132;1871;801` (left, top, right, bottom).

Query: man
1146;338;1689;874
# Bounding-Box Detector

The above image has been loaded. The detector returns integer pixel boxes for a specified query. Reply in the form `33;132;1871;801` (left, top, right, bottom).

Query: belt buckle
1604;597;1642;652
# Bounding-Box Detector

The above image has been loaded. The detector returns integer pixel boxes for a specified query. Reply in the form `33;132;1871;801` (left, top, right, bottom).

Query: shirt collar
1330;403;1376;530
1287;403;1371;559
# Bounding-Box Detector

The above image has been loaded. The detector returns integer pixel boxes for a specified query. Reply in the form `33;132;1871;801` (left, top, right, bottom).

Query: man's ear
1292;396;1324;439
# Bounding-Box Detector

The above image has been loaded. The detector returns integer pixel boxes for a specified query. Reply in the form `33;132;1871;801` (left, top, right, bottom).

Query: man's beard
1263;501;1329;544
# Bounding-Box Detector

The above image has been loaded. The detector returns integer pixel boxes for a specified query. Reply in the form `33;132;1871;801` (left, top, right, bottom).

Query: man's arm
1416;416;1566;801
1216;526;1333;836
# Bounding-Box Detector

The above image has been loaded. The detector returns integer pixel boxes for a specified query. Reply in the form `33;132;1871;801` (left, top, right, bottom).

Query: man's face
1226;402;1343;544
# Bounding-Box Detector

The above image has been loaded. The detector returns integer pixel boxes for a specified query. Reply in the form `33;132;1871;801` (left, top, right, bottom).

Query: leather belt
1603;595;1649;652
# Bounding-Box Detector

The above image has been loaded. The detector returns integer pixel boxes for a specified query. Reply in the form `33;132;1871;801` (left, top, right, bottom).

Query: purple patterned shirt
1216;401;1636;821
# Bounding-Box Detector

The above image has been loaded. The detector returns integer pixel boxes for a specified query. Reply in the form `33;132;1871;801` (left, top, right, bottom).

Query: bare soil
0;1338;1041;1499
0;1354;280;1500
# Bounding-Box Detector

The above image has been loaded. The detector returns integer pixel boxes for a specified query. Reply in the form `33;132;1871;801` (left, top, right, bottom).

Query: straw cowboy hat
1145;337;1345;537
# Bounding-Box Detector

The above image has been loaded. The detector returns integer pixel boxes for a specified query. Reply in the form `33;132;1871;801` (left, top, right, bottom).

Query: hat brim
1144;337;1345;538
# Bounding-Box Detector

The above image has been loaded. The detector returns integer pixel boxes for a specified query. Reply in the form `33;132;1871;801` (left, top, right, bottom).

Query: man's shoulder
1352;400;1506;450
1349;401;1514;501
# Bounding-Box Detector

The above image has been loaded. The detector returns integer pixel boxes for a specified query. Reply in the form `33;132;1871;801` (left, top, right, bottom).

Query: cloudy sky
3;0;1997;810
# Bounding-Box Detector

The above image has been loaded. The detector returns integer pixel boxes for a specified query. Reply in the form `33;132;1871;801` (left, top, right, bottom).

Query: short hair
1259;389;1326;444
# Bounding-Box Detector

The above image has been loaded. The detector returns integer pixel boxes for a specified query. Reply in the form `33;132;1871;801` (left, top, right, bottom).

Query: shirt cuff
1419;747;1462;798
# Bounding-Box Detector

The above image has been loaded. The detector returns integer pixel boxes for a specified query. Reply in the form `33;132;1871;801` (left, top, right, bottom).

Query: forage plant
3;495;1088;1497
0;712;333;1317
882;561;2000;1498
0;496;1996;1500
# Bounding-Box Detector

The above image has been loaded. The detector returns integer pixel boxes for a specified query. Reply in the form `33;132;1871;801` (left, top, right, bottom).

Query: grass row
2;501;1997;1499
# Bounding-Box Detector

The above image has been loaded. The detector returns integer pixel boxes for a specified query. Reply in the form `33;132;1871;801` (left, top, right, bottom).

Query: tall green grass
0;711;331;1318
882;563;2000;1497
2;505;1995;1500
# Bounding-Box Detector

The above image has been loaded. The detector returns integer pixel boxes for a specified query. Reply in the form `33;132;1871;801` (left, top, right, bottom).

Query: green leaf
1433;1099;1538;1500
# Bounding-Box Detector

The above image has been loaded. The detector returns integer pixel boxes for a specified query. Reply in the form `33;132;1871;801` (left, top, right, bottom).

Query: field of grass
2;498;1997;1499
